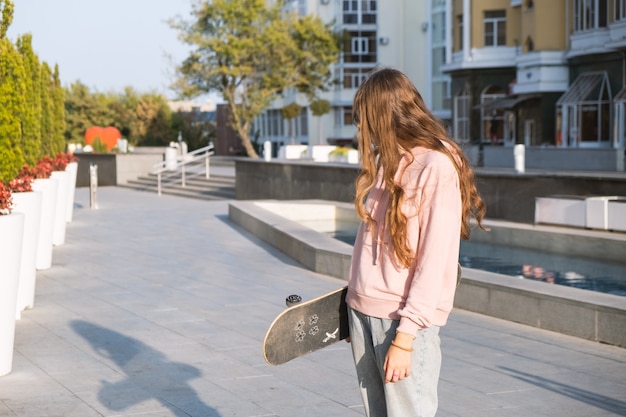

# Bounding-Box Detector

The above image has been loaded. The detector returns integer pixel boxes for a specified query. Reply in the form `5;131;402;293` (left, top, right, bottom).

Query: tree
64;81;116;144
310;98;331;146
281;102;302;145
134;93;175;146
39;62;54;157
0;37;26;182
50;64;66;154
169;0;339;158
16;33;42;166
0;0;13;40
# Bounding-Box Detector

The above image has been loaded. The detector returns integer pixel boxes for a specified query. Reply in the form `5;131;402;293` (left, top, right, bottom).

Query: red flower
9;166;34;193
0;182;13;215
34;158;54;179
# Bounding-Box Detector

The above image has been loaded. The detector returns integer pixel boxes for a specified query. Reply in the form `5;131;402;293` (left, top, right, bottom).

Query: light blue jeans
348;307;441;417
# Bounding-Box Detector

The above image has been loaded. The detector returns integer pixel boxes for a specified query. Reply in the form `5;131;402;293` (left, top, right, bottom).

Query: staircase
121;173;235;201
119;156;237;201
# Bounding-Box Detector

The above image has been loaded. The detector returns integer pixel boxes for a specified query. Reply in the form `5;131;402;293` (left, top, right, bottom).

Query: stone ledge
228;200;626;348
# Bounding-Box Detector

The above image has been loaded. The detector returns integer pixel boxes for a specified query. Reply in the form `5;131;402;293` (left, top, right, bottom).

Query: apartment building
443;0;626;149
254;0;431;148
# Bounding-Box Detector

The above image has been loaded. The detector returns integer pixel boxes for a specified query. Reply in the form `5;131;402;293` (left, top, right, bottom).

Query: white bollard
264;141;272;161
514;144;525;174
89;164;98;210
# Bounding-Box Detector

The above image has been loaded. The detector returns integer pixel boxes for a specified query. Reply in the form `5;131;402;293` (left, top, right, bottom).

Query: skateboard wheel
285;294;302;307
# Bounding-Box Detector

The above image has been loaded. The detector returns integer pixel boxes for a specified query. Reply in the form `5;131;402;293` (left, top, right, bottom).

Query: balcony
443;46;518;72
568;27;611;58
512;51;569;94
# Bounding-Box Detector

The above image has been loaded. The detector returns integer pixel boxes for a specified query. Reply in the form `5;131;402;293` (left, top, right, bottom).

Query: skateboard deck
263;286;349;366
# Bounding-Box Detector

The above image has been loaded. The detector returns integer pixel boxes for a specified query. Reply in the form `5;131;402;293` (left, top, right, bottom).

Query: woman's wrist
392;331;415;351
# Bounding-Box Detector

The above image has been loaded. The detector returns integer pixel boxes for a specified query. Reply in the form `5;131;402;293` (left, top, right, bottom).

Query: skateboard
263;286;349;366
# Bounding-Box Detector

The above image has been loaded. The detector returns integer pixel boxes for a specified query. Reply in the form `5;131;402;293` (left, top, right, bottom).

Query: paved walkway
1;187;625;417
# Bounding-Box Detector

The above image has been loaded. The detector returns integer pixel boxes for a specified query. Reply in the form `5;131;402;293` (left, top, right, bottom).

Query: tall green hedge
39;62;54;158
0;37;25;182
16;33;41;166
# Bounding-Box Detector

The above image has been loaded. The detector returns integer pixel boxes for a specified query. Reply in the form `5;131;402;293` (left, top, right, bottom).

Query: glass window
343;31;377;63
484;10;506;47
574;0;608;31
299;108;308;136
335;106;354;127
617;0;626;21
457;15;464;49
556;71;612;146
343;0;376;24
454;89;470;142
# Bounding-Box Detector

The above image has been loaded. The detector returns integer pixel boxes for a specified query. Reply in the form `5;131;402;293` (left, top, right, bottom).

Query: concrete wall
235;159;626;223
75;150;165;187
482;146;625;171
76;154;117;187
115;153;164;184
235;159;358;202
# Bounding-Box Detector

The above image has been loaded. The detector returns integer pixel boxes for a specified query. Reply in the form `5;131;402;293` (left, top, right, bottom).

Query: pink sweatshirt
346;146;462;336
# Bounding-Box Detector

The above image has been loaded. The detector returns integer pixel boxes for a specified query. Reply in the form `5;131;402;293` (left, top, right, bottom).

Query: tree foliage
64;85;180;148
0;0;13;40
0;37;25;182
16;33;42;166
170;0;339;158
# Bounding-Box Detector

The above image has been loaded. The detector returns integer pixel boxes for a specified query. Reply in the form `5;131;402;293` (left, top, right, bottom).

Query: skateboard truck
285;294;302;307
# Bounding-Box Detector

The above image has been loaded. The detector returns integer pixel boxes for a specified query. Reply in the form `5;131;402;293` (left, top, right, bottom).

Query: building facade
443;0;626;149
253;0;432;148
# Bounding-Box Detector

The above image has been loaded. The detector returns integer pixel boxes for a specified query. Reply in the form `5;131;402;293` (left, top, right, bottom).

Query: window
617;0;626;21
457;15;464;49
343;0;377;25
453;89;470;142
481;86;506;142
335;106;354;127
342;67;371;89
484;10;506;47
573;0;608;31
343;31;377;63
299;107;308;136
556;71;612;147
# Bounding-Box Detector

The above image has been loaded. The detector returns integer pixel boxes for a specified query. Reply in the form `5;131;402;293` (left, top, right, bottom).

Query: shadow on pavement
71;320;221;417
499;366;626;415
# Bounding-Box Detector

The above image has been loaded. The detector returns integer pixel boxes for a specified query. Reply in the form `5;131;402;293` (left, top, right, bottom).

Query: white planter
11;191;43;318
607;198;626;232
0;212;24;376
65;161;78;223
585;196;618;230
534;196;586;227
50;170;69;246
32;177;58;270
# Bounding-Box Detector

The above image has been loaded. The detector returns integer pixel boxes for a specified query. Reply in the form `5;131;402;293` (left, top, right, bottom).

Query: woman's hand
383;332;414;383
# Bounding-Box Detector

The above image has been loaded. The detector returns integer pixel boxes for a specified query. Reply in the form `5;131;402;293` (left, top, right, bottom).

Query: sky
6;0;216;101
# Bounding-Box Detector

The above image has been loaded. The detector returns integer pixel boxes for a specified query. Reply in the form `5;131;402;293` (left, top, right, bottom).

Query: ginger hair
353;68;486;268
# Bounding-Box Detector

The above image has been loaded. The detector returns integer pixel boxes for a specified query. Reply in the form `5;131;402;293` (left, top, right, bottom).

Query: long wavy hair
353;68;486;268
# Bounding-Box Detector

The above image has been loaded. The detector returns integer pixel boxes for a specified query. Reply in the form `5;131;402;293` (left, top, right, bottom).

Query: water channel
331;231;626;297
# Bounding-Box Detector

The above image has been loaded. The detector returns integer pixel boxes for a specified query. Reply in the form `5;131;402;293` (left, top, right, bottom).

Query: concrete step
121;174;235;201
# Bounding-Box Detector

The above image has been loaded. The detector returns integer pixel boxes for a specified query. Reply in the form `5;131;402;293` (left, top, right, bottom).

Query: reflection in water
332;232;626;297
459;240;626;296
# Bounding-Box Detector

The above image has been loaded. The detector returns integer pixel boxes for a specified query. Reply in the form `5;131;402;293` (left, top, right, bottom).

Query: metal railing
152;144;215;196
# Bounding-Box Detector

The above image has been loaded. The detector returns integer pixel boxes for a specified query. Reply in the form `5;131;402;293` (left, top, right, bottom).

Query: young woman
346;68;486;417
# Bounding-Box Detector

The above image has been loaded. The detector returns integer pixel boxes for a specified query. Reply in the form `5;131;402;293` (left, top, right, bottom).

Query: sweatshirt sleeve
396;153;462;335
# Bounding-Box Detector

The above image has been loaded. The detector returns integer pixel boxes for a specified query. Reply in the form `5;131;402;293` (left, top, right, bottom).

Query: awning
556;71;610;106
485;93;541;110
615;86;626;102
473;94;540;111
